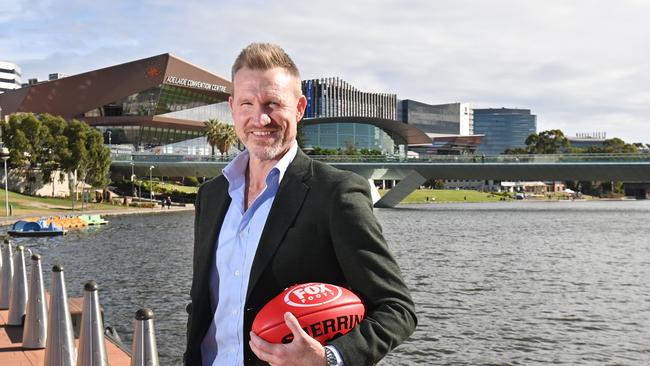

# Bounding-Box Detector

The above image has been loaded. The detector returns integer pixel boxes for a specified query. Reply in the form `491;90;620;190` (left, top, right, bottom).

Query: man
185;43;416;366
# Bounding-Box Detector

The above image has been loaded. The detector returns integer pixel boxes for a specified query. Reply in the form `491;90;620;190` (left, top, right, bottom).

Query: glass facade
474;108;537;155
160;101;232;123
97;125;204;150
84;84;232;148
302;122;397;153
83;84;221;118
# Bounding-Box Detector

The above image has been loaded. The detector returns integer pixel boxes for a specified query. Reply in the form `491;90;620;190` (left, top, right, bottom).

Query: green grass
154;182;198;194
379;189;510;203
0;188;133;217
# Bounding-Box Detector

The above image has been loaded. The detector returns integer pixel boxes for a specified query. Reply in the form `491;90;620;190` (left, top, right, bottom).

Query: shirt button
234;270;241;276
232;310;238;315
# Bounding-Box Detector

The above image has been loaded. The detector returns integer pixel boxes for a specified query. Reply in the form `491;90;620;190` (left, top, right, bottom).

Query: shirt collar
222;142;298;191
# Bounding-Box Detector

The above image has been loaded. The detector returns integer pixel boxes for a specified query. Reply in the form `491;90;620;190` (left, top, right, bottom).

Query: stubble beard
247;133;290;161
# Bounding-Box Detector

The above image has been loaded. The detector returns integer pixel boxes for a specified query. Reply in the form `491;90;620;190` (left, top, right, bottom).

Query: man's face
229;67;306;162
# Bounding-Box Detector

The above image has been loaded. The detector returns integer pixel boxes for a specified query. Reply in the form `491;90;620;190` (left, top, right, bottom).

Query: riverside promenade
0;204;195;228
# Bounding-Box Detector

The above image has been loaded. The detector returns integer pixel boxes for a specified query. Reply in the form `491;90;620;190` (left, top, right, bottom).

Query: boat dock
0;239;160;365
0;297;132;365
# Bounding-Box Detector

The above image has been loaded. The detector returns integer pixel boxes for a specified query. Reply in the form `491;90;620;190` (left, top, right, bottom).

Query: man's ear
229;96;235;112
296;95;307;120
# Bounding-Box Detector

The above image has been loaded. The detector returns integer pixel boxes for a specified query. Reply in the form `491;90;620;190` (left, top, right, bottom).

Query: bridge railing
112;152;650;164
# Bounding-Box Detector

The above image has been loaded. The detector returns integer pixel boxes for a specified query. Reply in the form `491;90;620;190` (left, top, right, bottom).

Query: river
10;200;650;365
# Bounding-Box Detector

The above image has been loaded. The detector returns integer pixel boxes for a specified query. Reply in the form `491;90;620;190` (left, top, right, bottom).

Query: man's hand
249;312;327;366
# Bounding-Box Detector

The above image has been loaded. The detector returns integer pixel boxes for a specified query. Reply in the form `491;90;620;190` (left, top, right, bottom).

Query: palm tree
204;119;221;156
216;123;237;156
204;119;237;157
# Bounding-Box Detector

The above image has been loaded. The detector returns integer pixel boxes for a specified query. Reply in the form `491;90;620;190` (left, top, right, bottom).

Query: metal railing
113;152;650;164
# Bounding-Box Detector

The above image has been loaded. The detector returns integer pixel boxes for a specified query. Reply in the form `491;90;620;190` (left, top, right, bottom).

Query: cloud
2;0;649;142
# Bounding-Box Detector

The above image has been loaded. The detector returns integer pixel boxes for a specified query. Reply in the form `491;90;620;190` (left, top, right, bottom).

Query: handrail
112;152;650;164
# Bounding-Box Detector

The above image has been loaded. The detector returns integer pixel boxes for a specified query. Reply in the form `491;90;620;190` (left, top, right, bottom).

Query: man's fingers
284;312;309;340
249;332;278;363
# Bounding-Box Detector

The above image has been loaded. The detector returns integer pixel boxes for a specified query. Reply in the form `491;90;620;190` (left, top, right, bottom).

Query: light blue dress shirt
201;143;298;366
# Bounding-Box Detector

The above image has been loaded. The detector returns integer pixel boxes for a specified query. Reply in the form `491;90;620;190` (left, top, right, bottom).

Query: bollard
8;245;29;325
44;265;76;366
23;254;48;349
0;240;14;309
77;280;108;366
130;308;160;366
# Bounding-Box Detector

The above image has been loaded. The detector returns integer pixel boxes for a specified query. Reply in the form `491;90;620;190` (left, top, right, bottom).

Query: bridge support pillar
374;171;426;208
367;179;381;205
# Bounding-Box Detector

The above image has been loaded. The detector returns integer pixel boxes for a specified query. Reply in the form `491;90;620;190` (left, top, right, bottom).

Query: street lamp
0;108;9;216
130;161;135;197
1;149;9;217
149;165;155;203
108;130;112;150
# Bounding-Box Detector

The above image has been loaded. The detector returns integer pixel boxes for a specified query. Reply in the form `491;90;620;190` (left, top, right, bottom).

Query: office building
398;100;473;135
0;61;22;93
568;132;607;150
474;108;537;155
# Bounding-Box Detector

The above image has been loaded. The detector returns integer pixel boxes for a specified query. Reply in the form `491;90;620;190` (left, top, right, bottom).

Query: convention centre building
0;54;232;150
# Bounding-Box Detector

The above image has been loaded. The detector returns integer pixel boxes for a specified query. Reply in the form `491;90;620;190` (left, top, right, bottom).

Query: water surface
12;200;650;365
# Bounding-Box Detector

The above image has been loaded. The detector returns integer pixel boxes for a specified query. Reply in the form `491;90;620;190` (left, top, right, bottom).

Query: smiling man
184;43;417;366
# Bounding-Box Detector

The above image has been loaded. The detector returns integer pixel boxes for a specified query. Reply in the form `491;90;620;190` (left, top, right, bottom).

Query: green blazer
184;150;417;365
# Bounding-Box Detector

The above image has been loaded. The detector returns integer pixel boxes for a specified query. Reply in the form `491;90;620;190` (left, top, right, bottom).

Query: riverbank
0;189;194;227
380;189;511;203
381;188;596;203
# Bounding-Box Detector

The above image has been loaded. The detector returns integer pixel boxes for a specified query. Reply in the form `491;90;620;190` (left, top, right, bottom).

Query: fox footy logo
284;283;342;307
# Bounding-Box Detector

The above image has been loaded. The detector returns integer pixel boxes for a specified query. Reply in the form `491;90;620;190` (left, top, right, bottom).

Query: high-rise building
473;108;537;155
397;100;473;135
0;61;22;93
302;77;397;120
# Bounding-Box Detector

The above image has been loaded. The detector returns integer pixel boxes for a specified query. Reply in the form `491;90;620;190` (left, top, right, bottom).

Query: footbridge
111;153;650;207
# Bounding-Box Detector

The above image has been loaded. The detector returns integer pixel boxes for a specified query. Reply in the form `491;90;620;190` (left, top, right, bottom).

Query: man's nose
252;105;272;125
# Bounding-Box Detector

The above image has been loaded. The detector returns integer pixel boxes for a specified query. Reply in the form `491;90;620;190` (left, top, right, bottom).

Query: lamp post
0;107;9;216
108;130;112;150
149;165;154;203
130;161;135;197
1;150;9;217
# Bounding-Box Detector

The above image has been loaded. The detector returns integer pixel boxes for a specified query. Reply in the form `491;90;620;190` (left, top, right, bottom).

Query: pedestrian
184;43;416;366
165;196;172;209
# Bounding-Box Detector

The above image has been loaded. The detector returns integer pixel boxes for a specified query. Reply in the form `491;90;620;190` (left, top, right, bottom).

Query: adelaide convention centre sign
165;75;227;93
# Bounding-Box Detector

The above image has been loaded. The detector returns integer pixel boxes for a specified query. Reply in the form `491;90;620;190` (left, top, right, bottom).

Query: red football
252;282;365;345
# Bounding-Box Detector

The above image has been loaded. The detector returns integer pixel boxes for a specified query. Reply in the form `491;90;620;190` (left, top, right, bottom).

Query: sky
2;0;649;143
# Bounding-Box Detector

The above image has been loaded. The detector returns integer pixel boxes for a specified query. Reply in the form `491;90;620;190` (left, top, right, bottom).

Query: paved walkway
0;204;195;227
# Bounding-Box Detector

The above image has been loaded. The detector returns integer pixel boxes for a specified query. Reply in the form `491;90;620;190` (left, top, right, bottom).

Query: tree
503;147;528;154
40;114;69;189
58;119;111;209
204;119;238;156
3;113;50;193
524;129;570;154
342;141;358;155
585;138;639;154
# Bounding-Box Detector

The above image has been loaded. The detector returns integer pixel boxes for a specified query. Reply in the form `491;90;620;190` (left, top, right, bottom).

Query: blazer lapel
246;150;312;301
196;178;231;296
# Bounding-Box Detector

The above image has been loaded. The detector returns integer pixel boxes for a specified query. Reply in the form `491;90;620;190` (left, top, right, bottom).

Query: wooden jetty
0;296;131;365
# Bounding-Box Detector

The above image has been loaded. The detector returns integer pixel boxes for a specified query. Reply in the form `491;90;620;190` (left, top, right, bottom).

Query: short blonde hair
231;43;302;95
